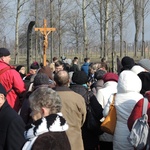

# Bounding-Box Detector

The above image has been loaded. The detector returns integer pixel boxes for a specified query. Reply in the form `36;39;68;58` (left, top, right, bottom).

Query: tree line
0;0;150;64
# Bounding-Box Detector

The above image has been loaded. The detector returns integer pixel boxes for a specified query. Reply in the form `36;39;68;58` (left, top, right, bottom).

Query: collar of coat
22;113;69;150
55;86;72;91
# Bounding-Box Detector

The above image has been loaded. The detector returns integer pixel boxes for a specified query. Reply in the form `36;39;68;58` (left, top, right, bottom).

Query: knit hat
33;73;49;87
72;71;88;85
0;48;10;57
121;56;135;70
138;72;150;96
38;66;53;80
138;59;150;72
103;72;119;83
0;83;7;96
94;69;106;80
16;65;24;72
30;62;40;70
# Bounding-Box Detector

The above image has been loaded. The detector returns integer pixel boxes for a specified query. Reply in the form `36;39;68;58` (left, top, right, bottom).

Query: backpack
128;98;149;150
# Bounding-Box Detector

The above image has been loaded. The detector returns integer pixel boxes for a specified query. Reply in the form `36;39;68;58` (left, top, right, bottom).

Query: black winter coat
0;101;26;150
70;84;103;150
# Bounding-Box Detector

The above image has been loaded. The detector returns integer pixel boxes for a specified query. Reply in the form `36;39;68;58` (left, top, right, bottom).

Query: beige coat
56;86;86;150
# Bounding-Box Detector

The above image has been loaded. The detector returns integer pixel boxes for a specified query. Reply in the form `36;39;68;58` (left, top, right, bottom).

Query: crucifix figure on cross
35;19;56;66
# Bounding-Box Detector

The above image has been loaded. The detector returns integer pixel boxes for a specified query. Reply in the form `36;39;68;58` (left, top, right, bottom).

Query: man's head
46;60;50;66
53;57;58;63
0;48;11;64
73;57;78;64
30;62;40;75
84;57;90;63
72;71;88;85
0;83;7;108
33;73;50;88
55;61;64;73
54;70;70;86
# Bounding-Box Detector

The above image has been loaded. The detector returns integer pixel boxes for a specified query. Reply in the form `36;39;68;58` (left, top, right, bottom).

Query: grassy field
10;50;150;68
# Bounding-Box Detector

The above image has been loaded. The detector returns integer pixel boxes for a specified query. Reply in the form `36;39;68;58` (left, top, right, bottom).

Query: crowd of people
0;47;149;150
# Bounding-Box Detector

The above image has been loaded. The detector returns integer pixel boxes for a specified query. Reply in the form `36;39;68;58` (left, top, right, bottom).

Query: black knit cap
121;56;135;70
16;65;24;72
0;83;7;96
0;48;10;57
30;62;40;69
72;71;88;85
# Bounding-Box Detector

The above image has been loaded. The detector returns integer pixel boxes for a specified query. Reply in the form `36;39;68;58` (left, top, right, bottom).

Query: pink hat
103;72;119;83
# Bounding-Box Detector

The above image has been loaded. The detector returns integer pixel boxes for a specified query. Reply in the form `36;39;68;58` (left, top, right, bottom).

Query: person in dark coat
0;83;26;150
70;71;103;150
70;57;80;72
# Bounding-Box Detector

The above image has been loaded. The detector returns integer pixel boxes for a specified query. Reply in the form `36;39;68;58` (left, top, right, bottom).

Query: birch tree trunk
141;0;145;58
35;0;38;62
111;1;115;72
82;0;88;58
14;0;20;64
100;0;104;58
103;0;109;59
50;0;54;62
133;0;142;57
58;0;62;58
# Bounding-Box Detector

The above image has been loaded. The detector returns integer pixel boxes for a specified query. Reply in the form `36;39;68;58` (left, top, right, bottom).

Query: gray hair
29;87;62;114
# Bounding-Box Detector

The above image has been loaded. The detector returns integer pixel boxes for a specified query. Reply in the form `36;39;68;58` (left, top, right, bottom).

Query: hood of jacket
117;70;142;93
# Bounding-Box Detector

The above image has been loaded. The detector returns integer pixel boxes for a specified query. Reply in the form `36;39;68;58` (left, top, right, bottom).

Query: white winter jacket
96;81;118;142
113;70;143;150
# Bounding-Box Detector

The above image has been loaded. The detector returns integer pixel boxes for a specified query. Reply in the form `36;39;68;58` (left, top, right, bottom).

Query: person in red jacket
128;72;150;131
0;48;26;112
128;72;150;150
128;91;150;131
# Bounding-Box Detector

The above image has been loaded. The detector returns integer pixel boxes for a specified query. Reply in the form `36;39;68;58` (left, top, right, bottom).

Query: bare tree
90;0;104;58
66;10;83;54
141;0;150;58
76;0;92;58
14;0;30;64
114;0;131;58
133;0;142;57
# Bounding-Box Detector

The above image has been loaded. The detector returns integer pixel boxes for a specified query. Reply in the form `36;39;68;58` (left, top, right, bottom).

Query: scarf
22;113;68;150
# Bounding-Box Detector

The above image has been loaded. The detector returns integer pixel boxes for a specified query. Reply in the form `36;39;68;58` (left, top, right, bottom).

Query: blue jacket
81;63;90;75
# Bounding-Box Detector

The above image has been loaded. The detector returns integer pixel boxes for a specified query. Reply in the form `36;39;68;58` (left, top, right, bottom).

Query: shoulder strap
0;67;11;76
143;98;148;115
0;66;13;94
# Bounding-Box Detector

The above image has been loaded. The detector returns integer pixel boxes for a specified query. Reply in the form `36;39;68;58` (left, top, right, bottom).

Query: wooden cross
35;19;56;66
